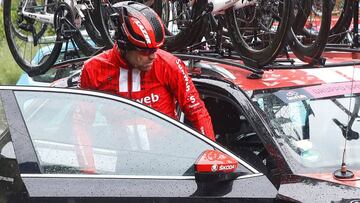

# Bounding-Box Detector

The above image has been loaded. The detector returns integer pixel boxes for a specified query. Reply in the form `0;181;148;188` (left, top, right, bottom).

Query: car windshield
251;81;360;172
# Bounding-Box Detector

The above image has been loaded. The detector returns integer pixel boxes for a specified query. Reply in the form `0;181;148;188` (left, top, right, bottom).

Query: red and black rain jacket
79;44;215;140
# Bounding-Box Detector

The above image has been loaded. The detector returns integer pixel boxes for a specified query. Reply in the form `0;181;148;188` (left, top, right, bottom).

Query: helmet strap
117;41;128;58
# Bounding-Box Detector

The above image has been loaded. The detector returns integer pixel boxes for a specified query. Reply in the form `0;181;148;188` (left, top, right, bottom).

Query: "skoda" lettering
219;164;235;171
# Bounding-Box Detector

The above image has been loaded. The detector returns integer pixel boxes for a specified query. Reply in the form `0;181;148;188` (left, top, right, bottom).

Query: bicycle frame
209;0;257;15
20;0;89;25
21;0;55;24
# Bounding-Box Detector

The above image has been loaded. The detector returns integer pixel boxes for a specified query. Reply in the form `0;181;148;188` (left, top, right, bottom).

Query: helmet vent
142;8;164;43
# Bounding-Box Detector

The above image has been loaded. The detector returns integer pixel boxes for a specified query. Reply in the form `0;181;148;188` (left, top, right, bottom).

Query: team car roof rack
262;59;360;70
174;53;264;79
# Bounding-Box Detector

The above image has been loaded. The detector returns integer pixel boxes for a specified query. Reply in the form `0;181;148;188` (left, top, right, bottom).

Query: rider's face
125;49;157;72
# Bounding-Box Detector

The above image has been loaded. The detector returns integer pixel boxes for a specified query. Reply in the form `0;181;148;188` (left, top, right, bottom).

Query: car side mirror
194;149;244;183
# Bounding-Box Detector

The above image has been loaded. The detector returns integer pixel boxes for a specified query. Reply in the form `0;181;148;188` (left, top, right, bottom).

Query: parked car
7;54;360;202
0;85;277;202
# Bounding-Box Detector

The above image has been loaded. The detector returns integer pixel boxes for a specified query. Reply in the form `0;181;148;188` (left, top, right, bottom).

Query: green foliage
0;7;5;41
0;41;22;85
0;7;23;85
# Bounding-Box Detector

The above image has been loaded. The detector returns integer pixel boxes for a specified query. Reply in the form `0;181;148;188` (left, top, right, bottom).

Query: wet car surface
6;54;360;202
0;85;276;203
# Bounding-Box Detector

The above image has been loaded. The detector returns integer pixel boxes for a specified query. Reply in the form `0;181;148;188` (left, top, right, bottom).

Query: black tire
93;0;116;49
162;0;208;52
3;0;62;76
83;1;108;47
288;0;332;64
152;0;170;27
70;7;102;56
225;0;293;67
72;27;102;56
54;2;101;57
328;0;353;43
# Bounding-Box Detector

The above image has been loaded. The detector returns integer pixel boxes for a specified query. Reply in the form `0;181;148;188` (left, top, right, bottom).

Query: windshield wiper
333;94;360;179
332;97;360;140
333;118;359;140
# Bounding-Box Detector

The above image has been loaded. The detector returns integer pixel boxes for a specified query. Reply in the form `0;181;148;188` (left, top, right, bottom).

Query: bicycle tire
162;0;208;52
83;2;108;47
225;0;293;67
94;0;207;51
3;0;62;76
152;0;170;27
328;0;353;43
288;0;332;64
70;8;103;56
54;2;101;57
72;28;101;56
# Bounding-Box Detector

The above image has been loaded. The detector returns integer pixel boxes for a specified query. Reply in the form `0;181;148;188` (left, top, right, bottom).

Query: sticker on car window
274;88;312;103
304;81;360;99
274;81;360;103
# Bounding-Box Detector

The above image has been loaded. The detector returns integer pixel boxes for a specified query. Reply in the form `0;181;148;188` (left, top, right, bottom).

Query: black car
5;55;360;202
0;86;277;203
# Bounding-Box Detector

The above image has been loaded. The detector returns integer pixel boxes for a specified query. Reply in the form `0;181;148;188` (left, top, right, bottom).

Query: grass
0;40;23;85
0;6;23;85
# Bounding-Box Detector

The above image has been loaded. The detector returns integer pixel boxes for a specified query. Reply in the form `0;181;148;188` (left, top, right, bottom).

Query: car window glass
14;91;213;176
0;99;15;159
254;90;360;170
32;65;81;83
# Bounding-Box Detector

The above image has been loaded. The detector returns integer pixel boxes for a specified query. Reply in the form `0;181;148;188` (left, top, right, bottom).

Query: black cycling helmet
112;1;165;50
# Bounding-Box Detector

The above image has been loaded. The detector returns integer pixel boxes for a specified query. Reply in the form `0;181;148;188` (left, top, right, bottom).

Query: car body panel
12;55;360;201
0;90;41;173
278;174;360;202
299;171;360;188
20;175;275;199
194;62;360;91
189;59;360;201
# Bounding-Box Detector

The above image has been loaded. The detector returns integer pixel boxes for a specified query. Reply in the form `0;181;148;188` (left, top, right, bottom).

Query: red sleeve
72;102;96;173
73;62;97;173
79;62;93;89
165;58;215;141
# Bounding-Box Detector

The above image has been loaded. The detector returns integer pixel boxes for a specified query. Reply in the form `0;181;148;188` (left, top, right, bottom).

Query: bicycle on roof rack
95;0;294;68
325;0;360;52
3;0;104;76
183;0;333;66
6;0;359;78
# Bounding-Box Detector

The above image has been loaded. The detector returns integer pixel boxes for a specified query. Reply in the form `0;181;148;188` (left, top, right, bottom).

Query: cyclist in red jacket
78;1;215;141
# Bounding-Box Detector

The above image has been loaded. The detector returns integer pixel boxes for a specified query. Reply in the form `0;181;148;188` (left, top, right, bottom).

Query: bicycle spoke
4;0;63;75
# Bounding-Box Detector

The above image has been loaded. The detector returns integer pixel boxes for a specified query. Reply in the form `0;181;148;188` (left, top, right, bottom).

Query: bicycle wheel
68;3;102;56
225;0;293;67
83;0;108;47
288;0;332;64
94;0;207;51
3;0;62;76
328;0;353;43
152;0;170;27
162;0;208;52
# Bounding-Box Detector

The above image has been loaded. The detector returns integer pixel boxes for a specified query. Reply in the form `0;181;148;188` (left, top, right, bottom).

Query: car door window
14;91;212;176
